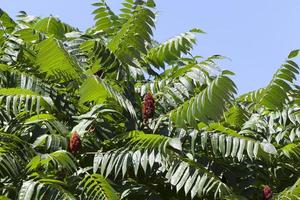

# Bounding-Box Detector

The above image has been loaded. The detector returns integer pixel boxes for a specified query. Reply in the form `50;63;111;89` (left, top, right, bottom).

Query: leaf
93;131;171;177
0;133;34;178
35;38;82;83
26;150;77;174
170;72;236;127
81;173;119;200
19;179;76;200
146;29;199;67
80;39;122;72
101;80;137;120
170;162;188;185
0;9;16;33
167;159;231;199
288;49;300;59
276;178;300;199
258;57;299;110
25;113;57;124
169;138;182;151
0;88;54;115
260;142;277;155
280;143;300;160
92;0;120;35
108;6;154;62
34;17;65;39
79;77;109;105
32;134;68;152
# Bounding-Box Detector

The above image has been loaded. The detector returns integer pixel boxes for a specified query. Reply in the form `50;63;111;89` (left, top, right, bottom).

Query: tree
0;0;300;199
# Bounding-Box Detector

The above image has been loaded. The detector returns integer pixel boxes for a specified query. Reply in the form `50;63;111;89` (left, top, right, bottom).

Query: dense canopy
0;0;300;199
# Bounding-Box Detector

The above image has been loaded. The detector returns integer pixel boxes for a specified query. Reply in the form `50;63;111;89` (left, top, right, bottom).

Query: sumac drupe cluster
262;185;272;200
142;92;155;122
69;132;81;154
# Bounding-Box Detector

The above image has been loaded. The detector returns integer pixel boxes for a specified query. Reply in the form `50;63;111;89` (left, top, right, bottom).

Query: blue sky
2;0;300;94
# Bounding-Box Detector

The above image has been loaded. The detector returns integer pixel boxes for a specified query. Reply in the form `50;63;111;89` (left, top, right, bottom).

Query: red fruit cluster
262;185;272;200
142;92;155;122
69;132;81;154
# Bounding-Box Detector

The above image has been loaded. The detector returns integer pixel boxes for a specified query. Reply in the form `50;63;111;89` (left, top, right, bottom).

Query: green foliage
170;71;236;128
0;1;299;199
0;9;16;34
0;88;53;115
26;150;77;174
107;5;154;62
93;131;172;178
80;39;123;73
92;0;120;35
35;38;82;83
259;59;299;110
146;29;204;68
81;173;119;200
276;178;300;199
32;133;68;152
0;133;34;178
165;159;232;199
34;17;66;39
19;179;76;200
79;77;109;105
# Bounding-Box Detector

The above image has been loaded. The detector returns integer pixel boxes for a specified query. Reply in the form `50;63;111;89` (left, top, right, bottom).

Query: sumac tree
0;1;299;199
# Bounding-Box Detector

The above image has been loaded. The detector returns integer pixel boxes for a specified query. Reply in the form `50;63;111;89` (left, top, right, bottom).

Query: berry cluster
69;132;81;154
262;185;272;200
142;92;155;122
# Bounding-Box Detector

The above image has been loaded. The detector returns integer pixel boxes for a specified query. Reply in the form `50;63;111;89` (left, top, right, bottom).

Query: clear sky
2;0;300;94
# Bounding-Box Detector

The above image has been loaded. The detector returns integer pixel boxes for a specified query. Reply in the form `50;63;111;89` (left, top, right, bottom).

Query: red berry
69;132;81;153
142;92;155;121
262;185;272;200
